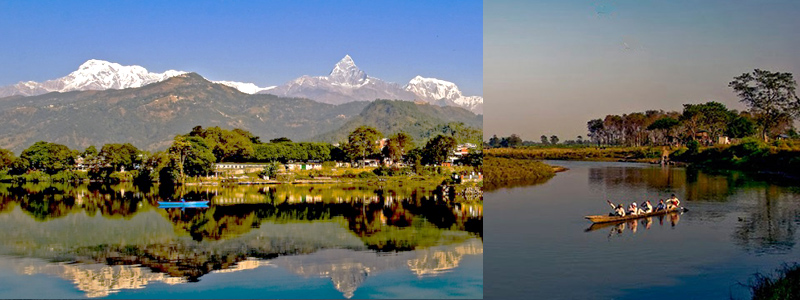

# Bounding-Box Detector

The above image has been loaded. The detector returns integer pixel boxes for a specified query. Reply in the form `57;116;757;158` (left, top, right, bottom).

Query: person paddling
666;194;681;210
627;202;638;215
607;200;626;217
640;200;653;214
655;199;666;211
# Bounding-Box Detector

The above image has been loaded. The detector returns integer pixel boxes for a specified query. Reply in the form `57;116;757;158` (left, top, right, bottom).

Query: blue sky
486;0;800;140
0;1;483;95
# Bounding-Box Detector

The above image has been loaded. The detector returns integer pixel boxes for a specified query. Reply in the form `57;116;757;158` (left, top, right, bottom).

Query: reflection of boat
157;200;209;208
585;207;686;224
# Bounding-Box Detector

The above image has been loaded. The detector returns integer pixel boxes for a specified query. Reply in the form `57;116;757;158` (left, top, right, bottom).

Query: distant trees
550;135;559;145
729;69;800;141
99;143;141;172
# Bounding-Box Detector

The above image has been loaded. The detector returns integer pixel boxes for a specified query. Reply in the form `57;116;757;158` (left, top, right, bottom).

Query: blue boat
158;200;209;208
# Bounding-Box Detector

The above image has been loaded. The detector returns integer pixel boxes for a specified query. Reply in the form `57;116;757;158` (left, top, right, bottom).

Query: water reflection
584;163;800;253
585;213;684;237
0;183;482;298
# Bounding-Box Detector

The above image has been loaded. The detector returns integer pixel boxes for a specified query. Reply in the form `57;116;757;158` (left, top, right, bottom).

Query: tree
647;117;680;145
19;141;76;174
344;126;383;167
508;134;523;147
383;132;414;164
270;137;292;143
201;126;254;162
259;162;280;179
729;69;800;141
0;148;15;170
488;135;500;148
540;135;549;145
82;145;98;159
550;135;559;145
726;115;756;138
423;135;457;165
576;136;584;144
587;119;604;145
99;143;141;172
168;136;193;183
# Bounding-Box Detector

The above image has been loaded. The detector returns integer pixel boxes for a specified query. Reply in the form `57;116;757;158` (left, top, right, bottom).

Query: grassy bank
672;139;800;177
485;146;662;162
747;263;800;300
484;156;558;191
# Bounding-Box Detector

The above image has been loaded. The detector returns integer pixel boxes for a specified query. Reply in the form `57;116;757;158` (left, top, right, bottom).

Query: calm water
0;183;482;299
486;161;800;300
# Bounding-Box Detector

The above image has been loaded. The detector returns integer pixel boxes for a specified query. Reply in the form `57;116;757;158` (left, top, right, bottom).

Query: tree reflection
733;186;799;254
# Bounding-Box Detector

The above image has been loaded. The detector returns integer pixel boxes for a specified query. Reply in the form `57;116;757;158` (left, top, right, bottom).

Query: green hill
0;73;368;153
310;99;483;144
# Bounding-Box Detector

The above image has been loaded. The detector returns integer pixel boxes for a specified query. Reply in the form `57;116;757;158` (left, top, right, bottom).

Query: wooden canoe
585;207;685;224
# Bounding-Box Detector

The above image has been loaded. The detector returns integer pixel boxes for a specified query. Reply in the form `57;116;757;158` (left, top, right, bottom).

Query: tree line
487;69;800;148
0;124;481;184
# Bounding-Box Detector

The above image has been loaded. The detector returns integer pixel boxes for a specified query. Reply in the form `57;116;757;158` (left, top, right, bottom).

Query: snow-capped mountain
264;55;416;105
404;76;483;113
264;55;483;114
0;59;273;97
212;81;276;94
0;57;482;114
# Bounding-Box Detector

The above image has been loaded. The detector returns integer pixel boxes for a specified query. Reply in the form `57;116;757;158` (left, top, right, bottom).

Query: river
485;160;800;299
0;183;482;299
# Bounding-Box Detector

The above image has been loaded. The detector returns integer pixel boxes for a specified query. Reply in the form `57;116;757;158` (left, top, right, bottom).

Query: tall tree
383;132;414;164
540;135;549;145
344;126;383;167
587;119;604;145
423;135;457;165
729;69;800;141
550;135;559;145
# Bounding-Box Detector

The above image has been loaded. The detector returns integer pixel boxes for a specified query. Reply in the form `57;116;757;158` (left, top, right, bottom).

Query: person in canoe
639;200;653;214
666;194;681;210
655;199;666;211
607;200;626;217
627;202;639;215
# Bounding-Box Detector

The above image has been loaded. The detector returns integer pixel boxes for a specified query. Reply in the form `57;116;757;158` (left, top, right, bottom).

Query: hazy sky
486;0;800;141
0;1;482;95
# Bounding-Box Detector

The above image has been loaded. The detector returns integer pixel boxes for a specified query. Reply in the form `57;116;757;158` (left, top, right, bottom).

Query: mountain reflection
0;183;482;298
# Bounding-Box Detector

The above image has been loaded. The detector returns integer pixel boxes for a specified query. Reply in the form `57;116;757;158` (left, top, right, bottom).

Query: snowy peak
0;59;188;97
212;80;276;94
405;76;461;101
328;55;367;86
405;76;483;114
60;59;187;92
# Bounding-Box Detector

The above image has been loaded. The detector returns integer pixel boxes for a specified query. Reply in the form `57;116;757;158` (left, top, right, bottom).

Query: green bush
357;171;377;178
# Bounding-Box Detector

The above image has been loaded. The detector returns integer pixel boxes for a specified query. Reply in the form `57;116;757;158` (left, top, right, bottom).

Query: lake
485;160;800;299
0;183;483;299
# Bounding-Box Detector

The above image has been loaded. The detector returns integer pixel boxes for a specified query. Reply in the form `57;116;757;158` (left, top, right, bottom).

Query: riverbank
485;146;661;162
484;155;564;191
487;140;800;178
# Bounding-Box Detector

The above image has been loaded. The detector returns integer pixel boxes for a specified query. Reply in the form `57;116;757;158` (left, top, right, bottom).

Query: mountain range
0;56;482;113
0;73;481;153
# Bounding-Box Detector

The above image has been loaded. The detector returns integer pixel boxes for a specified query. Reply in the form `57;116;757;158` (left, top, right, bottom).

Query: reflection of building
16;260;186;298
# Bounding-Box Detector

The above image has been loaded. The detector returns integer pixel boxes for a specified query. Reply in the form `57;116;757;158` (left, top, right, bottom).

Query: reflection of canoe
585;207;686;224
158;201;209;207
